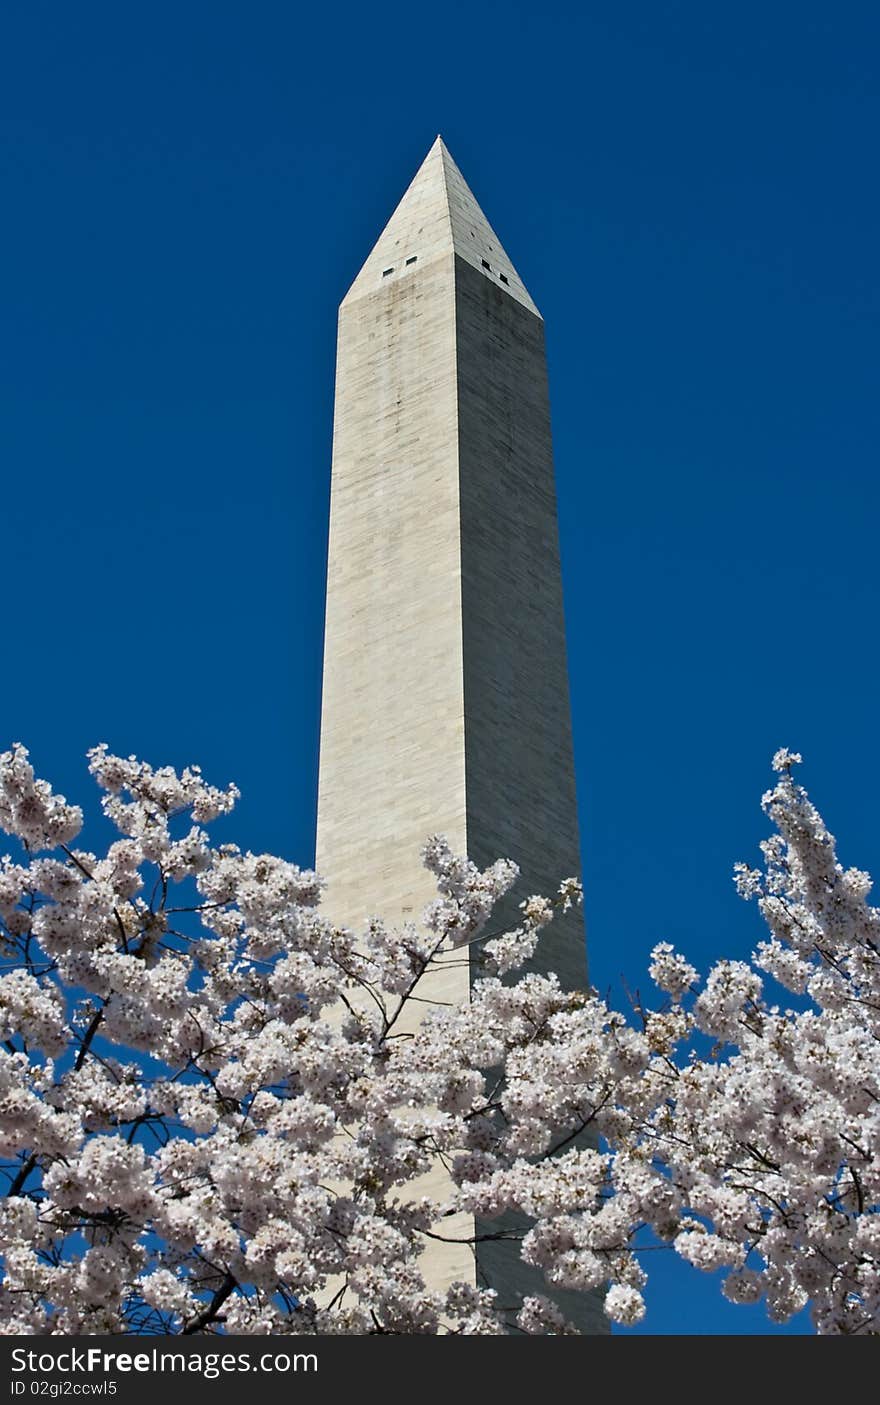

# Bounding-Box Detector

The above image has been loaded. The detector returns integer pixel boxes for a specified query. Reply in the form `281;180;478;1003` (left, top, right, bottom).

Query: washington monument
316;137;604;1331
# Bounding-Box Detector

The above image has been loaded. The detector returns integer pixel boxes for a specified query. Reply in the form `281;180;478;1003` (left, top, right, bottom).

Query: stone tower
316;137;604;1332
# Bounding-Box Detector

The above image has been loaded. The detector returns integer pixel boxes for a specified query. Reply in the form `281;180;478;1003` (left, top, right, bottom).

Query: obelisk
316;137;605;1332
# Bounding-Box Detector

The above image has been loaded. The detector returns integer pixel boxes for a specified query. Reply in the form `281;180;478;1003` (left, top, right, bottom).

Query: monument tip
341;138;540;316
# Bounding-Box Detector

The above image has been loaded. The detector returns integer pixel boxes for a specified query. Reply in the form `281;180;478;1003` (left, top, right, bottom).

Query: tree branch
181;1272;237;1334
7;1153;37;1197
74;1008;104;1071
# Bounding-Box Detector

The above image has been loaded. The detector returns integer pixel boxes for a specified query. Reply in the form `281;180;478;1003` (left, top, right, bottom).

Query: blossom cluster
0;744;876;1335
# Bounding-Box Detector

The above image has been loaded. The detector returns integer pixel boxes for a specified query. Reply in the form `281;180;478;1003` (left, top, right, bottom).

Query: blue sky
3;2;879;1334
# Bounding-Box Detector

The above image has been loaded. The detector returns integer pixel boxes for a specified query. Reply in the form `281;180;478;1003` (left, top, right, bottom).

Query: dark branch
8;1153;37;1197
181;1272;237;1335
74;1009;104;1071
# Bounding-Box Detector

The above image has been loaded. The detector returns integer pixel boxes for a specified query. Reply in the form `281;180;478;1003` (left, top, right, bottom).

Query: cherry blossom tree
0;744;876;1335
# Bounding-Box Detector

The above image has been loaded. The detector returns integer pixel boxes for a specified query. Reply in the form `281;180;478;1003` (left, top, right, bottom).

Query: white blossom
604;1283;646;1325
648;943;698;999
0;743;875;1335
